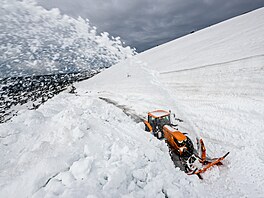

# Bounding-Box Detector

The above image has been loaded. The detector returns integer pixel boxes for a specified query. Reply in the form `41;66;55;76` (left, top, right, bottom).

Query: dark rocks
0;70;100;123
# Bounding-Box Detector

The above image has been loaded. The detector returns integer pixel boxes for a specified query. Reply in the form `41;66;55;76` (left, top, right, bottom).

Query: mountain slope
138;7;264;72
1;7;264;198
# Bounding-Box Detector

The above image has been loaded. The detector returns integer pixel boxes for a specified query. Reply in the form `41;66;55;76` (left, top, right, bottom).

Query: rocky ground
0;70;100;123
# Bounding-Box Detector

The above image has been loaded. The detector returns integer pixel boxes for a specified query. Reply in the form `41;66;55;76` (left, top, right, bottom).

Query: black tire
145;123;150;132
186;137;194;154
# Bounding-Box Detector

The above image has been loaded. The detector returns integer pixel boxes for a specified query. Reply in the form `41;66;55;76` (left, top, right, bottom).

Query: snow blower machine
144;110;229;179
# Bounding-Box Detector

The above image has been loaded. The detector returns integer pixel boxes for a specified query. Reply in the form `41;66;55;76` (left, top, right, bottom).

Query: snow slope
1;7;264;198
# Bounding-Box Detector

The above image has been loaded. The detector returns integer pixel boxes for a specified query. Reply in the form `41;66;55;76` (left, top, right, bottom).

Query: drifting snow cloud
0;0;135;77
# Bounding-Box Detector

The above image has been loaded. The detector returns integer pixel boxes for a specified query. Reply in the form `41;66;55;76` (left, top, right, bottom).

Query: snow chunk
72;127;85;141
103;167;127;191
56;171;75;187
133;169;147;182
144;148;157;162
69;157;93;180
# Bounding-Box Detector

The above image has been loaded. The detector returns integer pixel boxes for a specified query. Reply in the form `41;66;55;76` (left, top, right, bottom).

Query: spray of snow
0;0;135;78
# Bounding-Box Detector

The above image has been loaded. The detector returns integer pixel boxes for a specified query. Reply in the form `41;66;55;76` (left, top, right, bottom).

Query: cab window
148;115;156;123
162;115;170;123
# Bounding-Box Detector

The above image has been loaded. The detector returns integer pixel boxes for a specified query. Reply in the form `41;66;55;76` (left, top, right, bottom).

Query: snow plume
0;0;135;78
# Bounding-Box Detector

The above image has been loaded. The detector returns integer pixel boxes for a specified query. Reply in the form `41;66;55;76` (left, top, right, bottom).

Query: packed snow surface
1;7;264;198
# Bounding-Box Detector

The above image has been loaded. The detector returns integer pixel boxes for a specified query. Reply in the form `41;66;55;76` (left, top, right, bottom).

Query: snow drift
1;7;264;198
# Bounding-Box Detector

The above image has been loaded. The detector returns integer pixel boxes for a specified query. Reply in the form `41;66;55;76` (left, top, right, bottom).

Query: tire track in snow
160;54;264;74
99;97;144;123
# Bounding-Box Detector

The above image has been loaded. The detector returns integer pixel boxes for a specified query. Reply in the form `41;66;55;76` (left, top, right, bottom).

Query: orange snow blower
144;110;229;179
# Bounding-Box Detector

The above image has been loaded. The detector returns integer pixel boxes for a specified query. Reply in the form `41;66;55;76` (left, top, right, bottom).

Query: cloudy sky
37;0;264;52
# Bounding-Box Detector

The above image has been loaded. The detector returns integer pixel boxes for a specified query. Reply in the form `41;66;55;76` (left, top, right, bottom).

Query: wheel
145;123;150;132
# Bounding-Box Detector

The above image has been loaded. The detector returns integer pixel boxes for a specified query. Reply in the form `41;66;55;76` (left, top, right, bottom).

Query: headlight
179;147;186;152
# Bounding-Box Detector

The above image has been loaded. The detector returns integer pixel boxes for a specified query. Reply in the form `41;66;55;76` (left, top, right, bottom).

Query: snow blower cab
144;110;194;158
144;110;171;139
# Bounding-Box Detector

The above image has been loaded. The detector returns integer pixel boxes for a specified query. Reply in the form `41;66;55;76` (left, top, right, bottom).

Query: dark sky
37;0;264;52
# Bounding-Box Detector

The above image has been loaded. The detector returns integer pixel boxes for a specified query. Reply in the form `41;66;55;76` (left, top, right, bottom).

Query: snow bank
0;92;195;197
